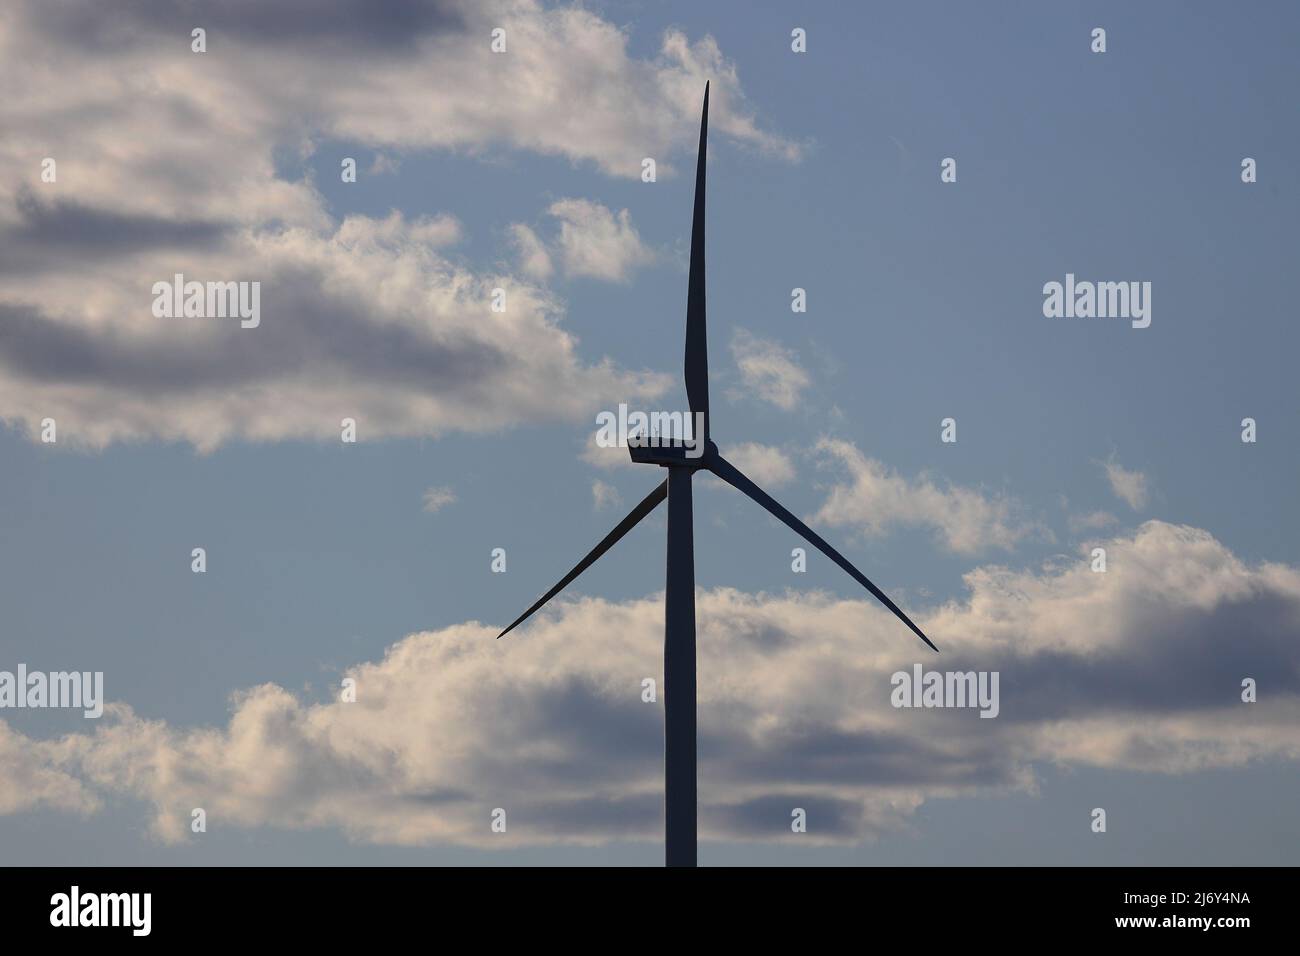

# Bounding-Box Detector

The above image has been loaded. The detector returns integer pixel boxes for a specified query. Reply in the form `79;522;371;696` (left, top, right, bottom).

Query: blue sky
1;0;1297;864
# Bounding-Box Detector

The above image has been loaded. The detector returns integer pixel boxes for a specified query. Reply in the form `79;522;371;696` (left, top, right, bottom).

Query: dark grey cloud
981;591;1300;724
521;794;662;832
703;721;1022;791
1;189;229;273
707;794;862;840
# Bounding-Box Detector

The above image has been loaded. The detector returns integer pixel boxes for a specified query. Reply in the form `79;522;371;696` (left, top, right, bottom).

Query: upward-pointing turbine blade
498;479;668;639
709;455;938;652
684;82;709;441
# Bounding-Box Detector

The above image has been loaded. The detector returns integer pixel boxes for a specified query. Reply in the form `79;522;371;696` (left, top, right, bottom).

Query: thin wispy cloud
422;486;457;514
1101;455;1150;510
591;479;622;511
1068;509;1119;534
367;153;402;176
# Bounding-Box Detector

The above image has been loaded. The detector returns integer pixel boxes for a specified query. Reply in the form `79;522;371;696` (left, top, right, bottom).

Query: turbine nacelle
627;436;716;469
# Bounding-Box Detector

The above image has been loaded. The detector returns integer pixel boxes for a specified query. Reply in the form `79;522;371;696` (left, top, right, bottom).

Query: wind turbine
499;83;938;867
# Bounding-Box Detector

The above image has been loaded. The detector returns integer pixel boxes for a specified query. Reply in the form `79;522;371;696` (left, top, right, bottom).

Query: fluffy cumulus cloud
511;199;654;282
549;200;654;282
0;0;796;449
812;439;1040;554
0;722;98;816
2;520;1297;847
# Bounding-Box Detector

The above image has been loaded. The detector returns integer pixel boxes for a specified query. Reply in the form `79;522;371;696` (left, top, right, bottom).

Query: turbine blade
684;82;709;440
709;455;938;652
498;480;668;639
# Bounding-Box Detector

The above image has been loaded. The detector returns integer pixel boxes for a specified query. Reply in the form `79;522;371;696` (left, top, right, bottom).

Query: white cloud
581;437;634;471
0;722;97;816
510;199;654;283
3;520;1297;847
1101;456;1150;510
546;199;654;282
344;209;463;249
724;442;795;488
422;486;457;513
812;438;1039;554
730;329;810;411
